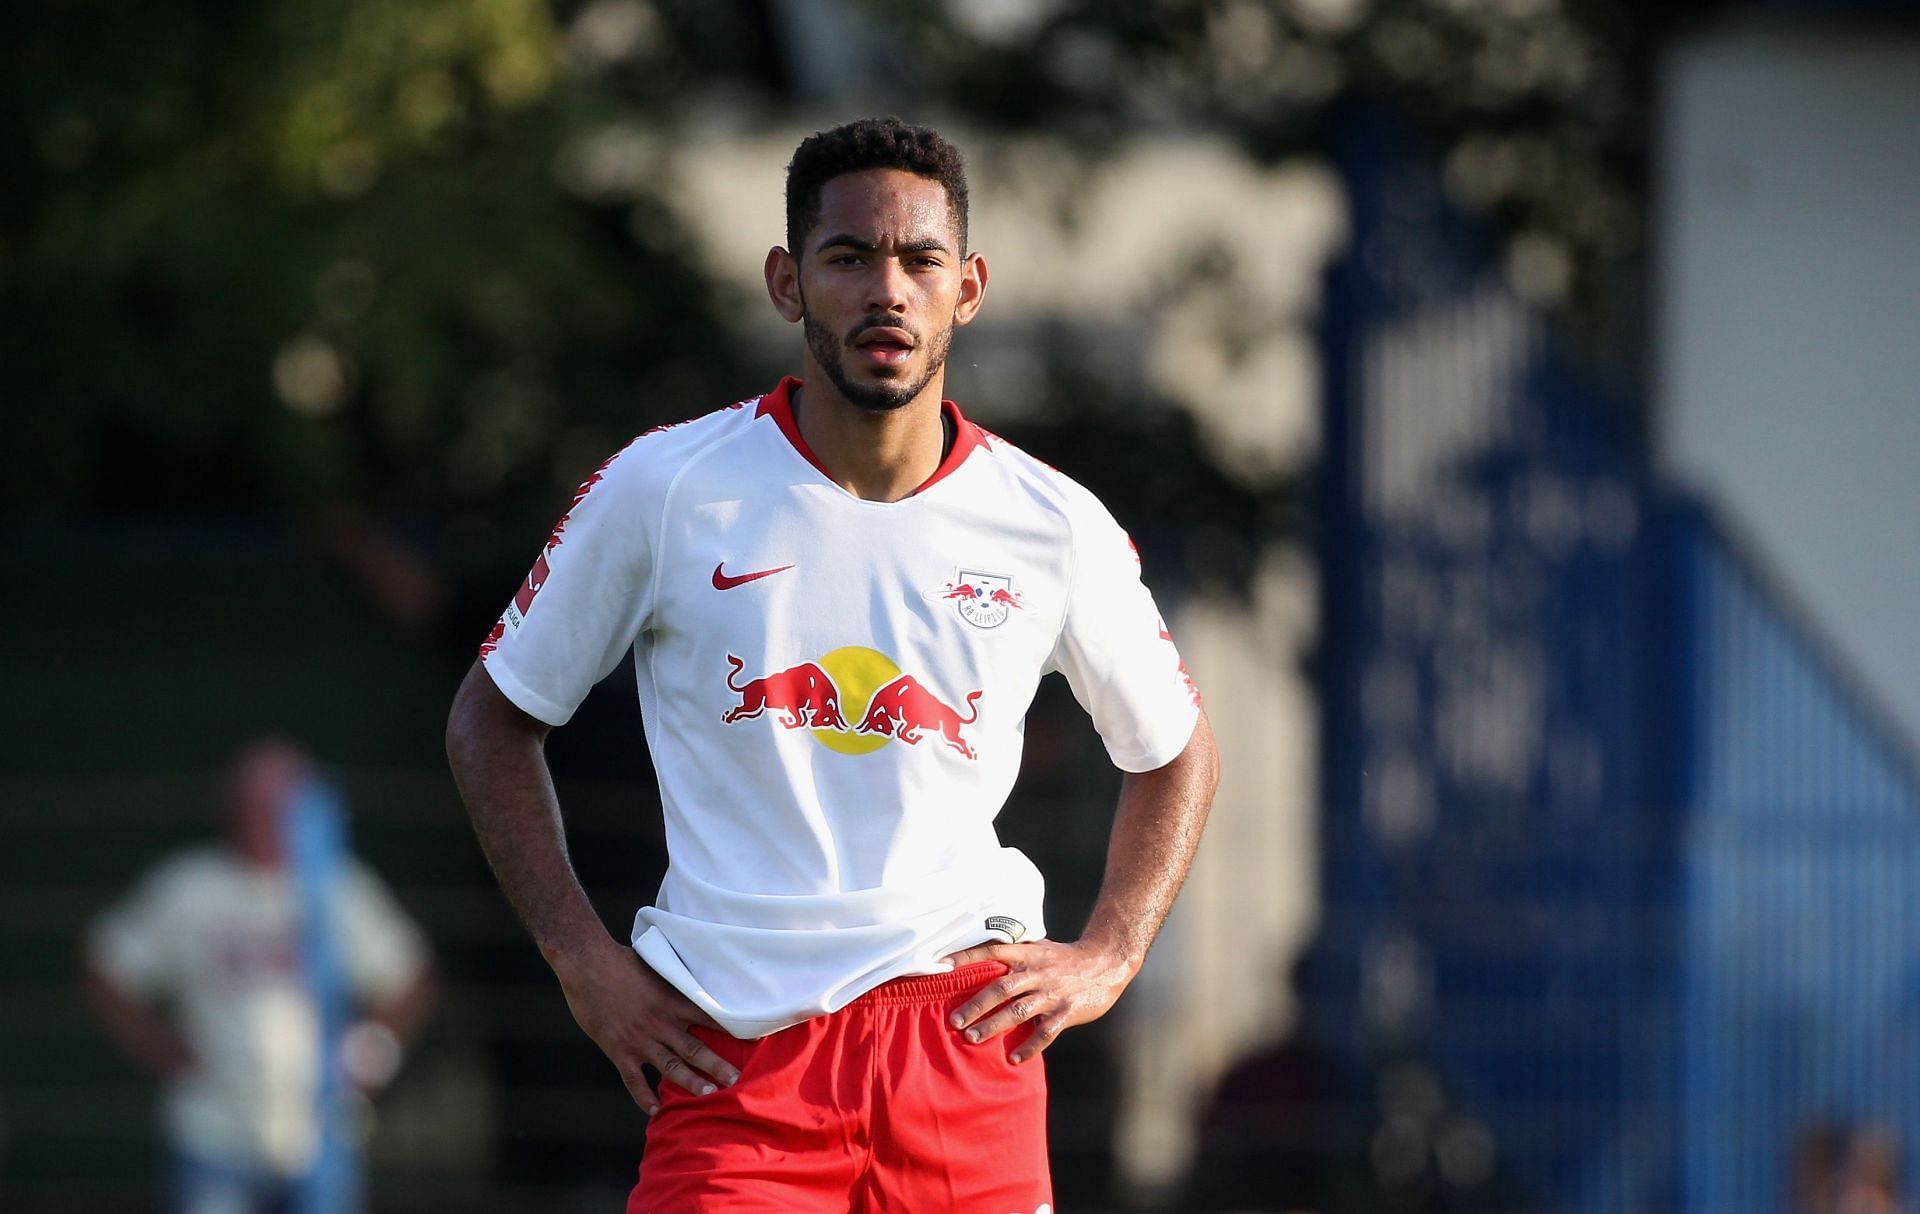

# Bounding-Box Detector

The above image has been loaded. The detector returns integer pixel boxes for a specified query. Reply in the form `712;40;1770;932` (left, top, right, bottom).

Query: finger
963;993;1046;1044
940;937;1013;968
667;1030;741;1089
655;1053;722;1097
949;973;1030;1031
627;953;726;1032
616;1059;662;1116
1011;1014;1065;1064
667;998;723;1032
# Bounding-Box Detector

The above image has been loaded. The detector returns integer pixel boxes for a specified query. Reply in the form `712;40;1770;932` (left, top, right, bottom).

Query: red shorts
628;962;1053;1214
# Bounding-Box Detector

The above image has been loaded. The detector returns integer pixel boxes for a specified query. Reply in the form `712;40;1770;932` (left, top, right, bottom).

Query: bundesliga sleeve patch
505;552;551;630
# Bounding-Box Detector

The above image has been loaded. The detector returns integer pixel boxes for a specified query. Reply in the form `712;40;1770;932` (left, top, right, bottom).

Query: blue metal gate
1319;111;1920;1213
1673;517;1920;1213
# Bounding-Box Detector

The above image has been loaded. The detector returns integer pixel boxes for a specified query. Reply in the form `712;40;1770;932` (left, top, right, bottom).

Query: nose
864;257;911;315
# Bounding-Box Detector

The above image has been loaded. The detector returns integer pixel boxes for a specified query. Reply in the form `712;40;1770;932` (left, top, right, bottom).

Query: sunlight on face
797;169;971;413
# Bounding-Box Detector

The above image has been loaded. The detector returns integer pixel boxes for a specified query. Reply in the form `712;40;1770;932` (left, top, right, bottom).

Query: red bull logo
934;569;1022;630
855;675;982;760
721;654;848;731
720;646;981;760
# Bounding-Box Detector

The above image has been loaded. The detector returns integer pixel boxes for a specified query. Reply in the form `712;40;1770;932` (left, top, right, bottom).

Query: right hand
551;937;740;1115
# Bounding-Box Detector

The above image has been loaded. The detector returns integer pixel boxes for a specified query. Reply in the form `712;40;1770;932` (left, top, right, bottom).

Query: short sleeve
1049;497;1202;772
335;862;430;1005
479;442;654;726
86;869;182;997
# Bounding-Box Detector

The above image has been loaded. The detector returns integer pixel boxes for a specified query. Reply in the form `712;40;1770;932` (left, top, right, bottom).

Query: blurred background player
82;738;438;1214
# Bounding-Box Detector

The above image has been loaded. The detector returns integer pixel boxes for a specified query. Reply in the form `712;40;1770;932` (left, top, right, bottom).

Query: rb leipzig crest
936;569;1022;630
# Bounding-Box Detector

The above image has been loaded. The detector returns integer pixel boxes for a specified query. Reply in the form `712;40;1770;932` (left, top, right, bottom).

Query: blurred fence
1675;518;1920;1214
1317;111;1920;1213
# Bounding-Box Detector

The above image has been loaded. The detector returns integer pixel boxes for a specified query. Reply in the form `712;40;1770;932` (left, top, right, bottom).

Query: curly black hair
785;118;969;254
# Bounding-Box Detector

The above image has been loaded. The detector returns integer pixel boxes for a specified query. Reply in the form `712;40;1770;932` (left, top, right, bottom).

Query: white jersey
481;377;1200;1038
86;847;429;1173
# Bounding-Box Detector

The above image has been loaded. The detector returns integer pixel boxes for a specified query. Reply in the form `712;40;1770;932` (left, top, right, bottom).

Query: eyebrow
815;234;954;256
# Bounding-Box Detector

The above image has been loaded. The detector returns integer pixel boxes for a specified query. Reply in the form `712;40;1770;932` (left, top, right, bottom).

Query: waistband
850;961;1008;1008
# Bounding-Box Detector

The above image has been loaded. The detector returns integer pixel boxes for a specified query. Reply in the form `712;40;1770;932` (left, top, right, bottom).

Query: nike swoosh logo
712;562;794;590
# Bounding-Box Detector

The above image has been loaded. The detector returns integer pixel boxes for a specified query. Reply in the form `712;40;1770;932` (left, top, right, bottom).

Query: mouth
851;326;916;369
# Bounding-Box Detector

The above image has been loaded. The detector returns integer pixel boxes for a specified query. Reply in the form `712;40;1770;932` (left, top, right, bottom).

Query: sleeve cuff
480;655;578;728
1103;699;1201;773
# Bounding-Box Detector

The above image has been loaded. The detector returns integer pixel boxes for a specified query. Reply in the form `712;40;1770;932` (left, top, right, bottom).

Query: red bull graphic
933;569;1022;630
720;654;848;731
720;647;981;760
855;675;983;760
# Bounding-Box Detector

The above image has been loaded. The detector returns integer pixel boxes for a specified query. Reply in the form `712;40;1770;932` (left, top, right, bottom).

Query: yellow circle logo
811;646;900;755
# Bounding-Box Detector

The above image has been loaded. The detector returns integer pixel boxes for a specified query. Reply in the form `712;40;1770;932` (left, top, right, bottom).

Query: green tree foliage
894;0;1647;381
1;0;769;513
2;0;1646;526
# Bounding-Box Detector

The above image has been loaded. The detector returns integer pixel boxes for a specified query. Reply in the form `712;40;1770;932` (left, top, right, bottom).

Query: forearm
446;662;615;969
446;662;734;1108
343;968;439;1091
944;710;1219;1057
1078;709;1220;974
367;966;439;1045
82;967;191;1077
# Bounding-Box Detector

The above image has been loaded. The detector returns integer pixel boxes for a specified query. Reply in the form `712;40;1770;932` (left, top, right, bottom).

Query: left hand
943;939;1137;1064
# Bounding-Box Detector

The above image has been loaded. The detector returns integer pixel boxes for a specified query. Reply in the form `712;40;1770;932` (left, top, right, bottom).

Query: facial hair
803;305;955;415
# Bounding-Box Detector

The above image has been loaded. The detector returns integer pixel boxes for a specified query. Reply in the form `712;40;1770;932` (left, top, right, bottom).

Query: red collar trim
755;376;981;495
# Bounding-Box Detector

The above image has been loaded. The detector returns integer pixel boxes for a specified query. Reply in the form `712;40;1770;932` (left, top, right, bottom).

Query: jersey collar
755;376;981;496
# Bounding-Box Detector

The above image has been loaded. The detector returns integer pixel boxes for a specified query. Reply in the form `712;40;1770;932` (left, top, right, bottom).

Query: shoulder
970;425;1128;540
336;858;420;921
547;394;765;537
630;393;766;461
587;396;762;497
337;856;400;900
151;846;233;887
117;847;235;914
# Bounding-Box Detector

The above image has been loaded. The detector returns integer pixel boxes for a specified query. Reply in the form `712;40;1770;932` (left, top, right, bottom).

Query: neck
792;364;950;502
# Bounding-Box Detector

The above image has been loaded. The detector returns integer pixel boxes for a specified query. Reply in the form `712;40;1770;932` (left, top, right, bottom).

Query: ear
953;252;988;328
765;247;805;323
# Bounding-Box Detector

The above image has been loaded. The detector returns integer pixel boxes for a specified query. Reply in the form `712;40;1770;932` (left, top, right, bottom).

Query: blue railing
1318;109;1920;1214
1674;515;1920;1213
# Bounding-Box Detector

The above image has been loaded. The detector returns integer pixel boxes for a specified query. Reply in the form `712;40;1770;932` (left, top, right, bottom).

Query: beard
803;306;955;415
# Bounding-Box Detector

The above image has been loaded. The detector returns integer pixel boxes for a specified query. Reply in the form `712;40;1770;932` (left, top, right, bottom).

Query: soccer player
446;117;1219;1213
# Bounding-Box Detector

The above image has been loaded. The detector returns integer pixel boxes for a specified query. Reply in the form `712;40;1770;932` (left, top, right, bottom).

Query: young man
447;117;1219;1213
